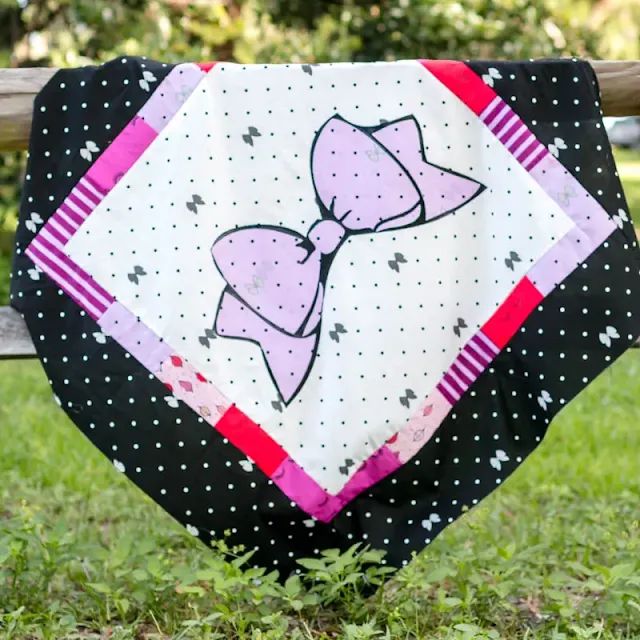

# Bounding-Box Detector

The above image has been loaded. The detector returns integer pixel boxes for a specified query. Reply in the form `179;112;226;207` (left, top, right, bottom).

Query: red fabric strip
198;62;217;73
419;60;496;116
481;278;544;349
215;405;287;476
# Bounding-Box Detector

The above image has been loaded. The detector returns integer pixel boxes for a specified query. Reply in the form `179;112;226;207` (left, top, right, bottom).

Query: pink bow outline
211;115;484;404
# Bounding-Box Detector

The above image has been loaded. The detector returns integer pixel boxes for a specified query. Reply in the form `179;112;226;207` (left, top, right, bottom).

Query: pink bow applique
211;114;484;404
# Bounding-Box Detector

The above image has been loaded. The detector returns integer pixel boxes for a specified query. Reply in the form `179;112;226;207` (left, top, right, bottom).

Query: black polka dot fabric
11;57;640;580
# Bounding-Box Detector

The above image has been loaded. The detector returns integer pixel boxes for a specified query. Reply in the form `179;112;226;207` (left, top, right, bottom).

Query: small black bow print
399;388;417;408
329;323;347;343
339;458;355;476
186;194;204;214
271;399;283;413
453;317;467;337
504;250;522;271
388;252;407;272
242;126;262;146
127;265;147;285
198;327;217;348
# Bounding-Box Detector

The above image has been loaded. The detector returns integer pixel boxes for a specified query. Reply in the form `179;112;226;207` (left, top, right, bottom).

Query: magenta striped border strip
56;176;107;243
480;96;547;171
26;64;205;320
437;331;499;404
41;176;108;246
26;174;112;318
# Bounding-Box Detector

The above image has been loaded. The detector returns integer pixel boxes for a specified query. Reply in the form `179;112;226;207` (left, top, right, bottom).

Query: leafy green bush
2;0;599;67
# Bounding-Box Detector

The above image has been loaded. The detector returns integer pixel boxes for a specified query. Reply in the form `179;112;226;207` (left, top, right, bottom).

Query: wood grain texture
0;304;635;358
0;61;638;150
0;306;36;359
0;61;639;357
0;67;56;151
591;60;640;118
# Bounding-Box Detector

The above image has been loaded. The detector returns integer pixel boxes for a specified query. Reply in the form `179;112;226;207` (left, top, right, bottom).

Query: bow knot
306;218;346;256
211;114;484;404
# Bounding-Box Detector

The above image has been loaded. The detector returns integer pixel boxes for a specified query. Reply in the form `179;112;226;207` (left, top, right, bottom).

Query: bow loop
212;227;323;337
211;114;484;404
312;116;422;231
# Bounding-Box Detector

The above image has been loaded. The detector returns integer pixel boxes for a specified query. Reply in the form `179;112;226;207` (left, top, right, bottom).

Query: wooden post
593;60;640;118
0;60;639;357
0;307;36;359
0;67;56;151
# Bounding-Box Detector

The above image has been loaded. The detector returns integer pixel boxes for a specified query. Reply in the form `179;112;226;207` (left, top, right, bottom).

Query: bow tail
215;289;319;404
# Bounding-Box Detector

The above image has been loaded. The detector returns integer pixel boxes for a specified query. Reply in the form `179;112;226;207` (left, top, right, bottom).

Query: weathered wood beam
0;306;36;359
0;302;636;360
0;67;56;151
1;61;640;359
593;60;640;118
0;61;639;151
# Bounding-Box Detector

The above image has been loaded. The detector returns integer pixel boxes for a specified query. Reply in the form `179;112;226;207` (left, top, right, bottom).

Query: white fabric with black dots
66;61;573;493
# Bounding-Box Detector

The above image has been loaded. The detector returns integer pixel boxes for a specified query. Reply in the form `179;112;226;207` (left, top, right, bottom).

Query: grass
0;149;639;638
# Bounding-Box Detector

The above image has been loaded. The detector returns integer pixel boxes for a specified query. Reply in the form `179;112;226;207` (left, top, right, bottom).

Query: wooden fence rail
0;307;36;358
1;61;640;152
0;60;639;358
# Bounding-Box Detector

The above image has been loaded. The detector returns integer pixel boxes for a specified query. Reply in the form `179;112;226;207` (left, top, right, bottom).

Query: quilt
11;56;640;578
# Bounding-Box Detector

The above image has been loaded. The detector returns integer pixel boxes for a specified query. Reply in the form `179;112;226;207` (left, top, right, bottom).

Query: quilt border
25;59;616;522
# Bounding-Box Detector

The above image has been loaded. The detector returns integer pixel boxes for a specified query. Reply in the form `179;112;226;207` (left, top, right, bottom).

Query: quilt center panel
65;61;574;493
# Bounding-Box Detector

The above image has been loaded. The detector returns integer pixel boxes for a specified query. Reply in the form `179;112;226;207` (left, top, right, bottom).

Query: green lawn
1;150;640;639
